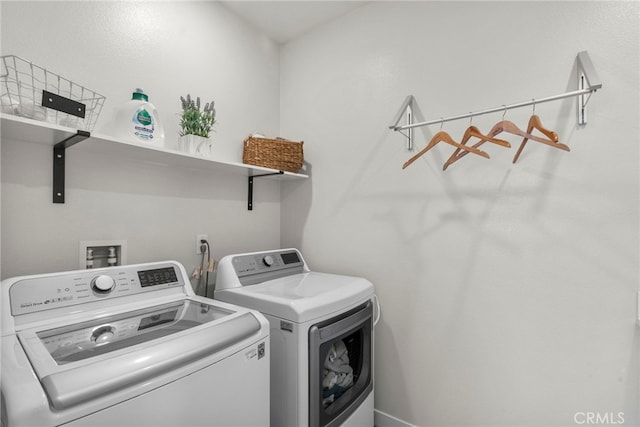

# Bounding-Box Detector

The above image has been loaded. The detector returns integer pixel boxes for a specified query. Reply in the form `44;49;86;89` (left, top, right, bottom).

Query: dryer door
309;301;373;427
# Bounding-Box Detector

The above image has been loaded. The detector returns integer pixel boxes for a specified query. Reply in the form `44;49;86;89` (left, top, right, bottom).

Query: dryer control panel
8;262;184;316
220;249;307;287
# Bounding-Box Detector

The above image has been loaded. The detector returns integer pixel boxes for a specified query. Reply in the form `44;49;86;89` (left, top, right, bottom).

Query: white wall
1;1;283;280
280;2;639;426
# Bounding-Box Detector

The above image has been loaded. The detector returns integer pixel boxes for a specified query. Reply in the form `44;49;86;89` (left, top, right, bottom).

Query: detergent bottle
115;88;165;147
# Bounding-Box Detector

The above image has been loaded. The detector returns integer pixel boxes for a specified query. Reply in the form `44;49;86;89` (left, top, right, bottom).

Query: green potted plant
178;94;216;156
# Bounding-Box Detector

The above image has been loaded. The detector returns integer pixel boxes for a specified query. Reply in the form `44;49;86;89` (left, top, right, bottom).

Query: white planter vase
178;134;212;157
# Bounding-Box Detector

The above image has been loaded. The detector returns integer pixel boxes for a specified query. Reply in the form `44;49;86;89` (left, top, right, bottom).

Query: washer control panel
9;263;183;316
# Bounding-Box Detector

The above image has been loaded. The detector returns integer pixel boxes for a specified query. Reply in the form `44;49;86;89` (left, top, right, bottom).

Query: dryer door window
309;301;373;427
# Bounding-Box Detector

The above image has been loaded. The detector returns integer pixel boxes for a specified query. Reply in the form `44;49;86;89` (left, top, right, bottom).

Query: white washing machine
215;248;377;427
1;261;270;427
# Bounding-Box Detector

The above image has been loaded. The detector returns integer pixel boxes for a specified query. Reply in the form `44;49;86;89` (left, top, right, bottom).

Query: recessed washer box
79;240;127;269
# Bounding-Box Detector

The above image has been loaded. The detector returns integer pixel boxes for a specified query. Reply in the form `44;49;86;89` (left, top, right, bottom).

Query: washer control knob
262;255;275;267
91;325;115;344
91;275;116;293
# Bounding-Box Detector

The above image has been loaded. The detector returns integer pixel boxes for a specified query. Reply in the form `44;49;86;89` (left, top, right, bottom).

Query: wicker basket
243;135;304;173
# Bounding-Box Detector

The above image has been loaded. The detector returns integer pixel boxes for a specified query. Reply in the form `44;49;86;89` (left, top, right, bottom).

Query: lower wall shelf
1;113;308;209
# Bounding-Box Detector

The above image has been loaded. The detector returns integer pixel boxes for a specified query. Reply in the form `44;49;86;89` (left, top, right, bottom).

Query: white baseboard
374;409;416;427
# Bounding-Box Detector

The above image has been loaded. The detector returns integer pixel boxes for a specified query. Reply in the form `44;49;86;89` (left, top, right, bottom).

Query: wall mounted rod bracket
577;50;602;125
53;130;90;204
247;171;284;210
389;95;415;151
389;51;602;135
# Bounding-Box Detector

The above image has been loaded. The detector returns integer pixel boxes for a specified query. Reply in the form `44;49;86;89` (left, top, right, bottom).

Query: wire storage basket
0;55;105;131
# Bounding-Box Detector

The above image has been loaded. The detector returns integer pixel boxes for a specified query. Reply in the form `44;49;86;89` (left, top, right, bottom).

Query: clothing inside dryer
321;330;363;408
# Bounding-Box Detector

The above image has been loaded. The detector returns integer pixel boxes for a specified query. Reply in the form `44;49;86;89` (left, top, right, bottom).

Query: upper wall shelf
0;113;308;209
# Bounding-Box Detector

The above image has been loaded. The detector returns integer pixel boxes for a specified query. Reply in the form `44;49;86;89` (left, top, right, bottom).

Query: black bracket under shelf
53;130;90;203
248;171;284;210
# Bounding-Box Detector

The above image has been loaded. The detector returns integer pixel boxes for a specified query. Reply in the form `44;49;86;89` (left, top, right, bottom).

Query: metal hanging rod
389;51;602;149
392;88;596;131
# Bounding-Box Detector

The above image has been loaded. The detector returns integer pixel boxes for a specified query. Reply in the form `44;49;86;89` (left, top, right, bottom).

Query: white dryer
1;261;269;427
215;248;376;427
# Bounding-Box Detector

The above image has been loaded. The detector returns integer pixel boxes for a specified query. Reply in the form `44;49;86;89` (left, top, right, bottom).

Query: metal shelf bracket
247;171;284;210
53;130;90;203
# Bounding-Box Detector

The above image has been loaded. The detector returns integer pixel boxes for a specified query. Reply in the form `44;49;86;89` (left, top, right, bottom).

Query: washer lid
16;299;263;410
32;299;231;365
215;272;373;323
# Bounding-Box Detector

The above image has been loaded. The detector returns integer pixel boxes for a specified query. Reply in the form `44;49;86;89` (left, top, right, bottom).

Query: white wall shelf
0;113;308;209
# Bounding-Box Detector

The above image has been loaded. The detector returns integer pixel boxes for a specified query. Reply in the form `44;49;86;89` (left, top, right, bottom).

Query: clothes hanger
489;120;556;145
442;115;510;171
402;123;490;169
512;100;569;163
445;105;571;167
445;106;546;168
488;106;558;145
